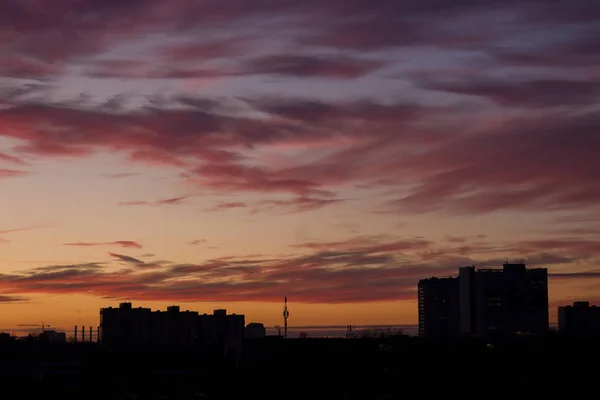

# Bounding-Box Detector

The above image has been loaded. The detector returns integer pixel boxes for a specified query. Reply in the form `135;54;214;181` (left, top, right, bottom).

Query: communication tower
283;297;289;339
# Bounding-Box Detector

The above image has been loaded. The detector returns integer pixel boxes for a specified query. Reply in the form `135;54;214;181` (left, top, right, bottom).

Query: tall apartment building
418;277;460;337
99;302;152;346
419;263;549;337
100;302;245;347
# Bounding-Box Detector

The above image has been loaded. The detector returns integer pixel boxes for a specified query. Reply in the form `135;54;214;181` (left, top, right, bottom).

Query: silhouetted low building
100;302;244;350
558;301;600;338
39;330;67;344
0;332;15;342
245;323;266;339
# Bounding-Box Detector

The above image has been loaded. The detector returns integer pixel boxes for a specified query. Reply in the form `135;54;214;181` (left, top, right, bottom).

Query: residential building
99;302;152;346
467;263;548;336
418;277;460;337
418;262;549;337
558;301;600;337
39;330;67;344
100;302;245;348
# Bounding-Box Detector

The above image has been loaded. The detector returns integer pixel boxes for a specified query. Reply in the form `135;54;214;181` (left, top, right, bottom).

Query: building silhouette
100;302;244;348
198;309;245;347
558;301;600;338
39;330;67;344
0;332;14;342
245;322;266;338
100;302;152;345
419;262;549;337
418;277;459;337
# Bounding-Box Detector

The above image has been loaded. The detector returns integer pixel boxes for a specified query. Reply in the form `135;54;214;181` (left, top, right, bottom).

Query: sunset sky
1;0;600;335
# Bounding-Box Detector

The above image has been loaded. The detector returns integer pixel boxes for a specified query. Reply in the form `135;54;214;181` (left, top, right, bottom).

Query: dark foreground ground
0;336;598;399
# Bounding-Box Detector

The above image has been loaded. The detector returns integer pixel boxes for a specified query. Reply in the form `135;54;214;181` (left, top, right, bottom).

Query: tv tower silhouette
283;297;289;339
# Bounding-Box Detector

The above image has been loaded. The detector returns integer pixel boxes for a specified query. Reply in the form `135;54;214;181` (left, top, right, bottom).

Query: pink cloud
0;151;27;165
160;37;252;62
240;54;386;78
156;196;188;205
445;236;468;243
0;0;597;81
119;196;188;206
262;196;345;213
2;92;599;215
118;201;150;206
515;239;600;256
1;233;598;303
292;236;432;253
1;90;599;216
102;172;138;179
64;241;143;249
204;202;247;212
421;78;600;108
0;56;63;79
0;225;53;235
0;0;598;216
0;168;29;178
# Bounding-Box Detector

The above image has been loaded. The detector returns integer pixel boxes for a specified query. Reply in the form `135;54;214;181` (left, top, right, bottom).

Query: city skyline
1;0;600;332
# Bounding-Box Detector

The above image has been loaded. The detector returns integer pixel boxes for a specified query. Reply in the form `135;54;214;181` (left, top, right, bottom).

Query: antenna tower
283;297;289;339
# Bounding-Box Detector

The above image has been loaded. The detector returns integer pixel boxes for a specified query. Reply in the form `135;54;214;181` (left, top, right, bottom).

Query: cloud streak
0;168;29;178
0;295;28;303
0;0;598;217
118;196;189;206
64;241;143;249
1;234;598;304
204;202;247;212
2;83;598;215
0;225;49;235
0;152;27;165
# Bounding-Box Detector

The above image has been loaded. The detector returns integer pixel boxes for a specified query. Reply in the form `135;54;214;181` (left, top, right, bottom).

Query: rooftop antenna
283;297;289;339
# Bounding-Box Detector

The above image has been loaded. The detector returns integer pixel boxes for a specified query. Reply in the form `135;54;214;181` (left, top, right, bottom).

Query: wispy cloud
0;168;30;178
108;252;166;269
0;0;595;215
118;196;189;206
0;0;597;221
156;196;188;205
204;202;247;212
64;241;143;249
101;172;138;179
1;234;598;304
0;152;27;165
0;225;54;235
0;295;28;303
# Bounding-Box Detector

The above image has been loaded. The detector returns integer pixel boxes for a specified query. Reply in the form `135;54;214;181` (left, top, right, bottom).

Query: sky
1;0;600;335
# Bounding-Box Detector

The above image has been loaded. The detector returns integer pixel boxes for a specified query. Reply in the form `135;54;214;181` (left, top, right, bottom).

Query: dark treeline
0;336;598;399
